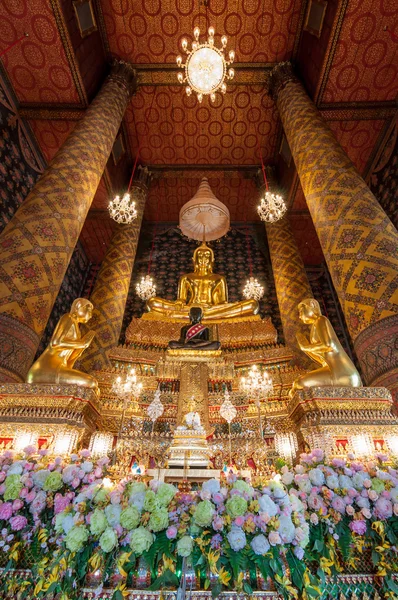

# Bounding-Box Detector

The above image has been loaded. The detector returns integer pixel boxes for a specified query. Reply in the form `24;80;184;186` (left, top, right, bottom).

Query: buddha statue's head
298;298;321;324
70;298;94;323
193;242;214;274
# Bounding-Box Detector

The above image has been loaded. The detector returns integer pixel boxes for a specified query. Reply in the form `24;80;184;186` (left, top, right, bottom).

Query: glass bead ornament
135;275;156;300
219;389;237;424
243;276;265;301
147;387;164;422
176;26;235;102
257;191;287;223
108;192;138;224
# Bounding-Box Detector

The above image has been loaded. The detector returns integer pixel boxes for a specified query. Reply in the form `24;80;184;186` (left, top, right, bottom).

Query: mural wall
369;122;398;230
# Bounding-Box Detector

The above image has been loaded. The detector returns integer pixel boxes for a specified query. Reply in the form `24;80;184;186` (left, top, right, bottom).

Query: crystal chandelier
219;389;237;423
257;191;287;223
243;276;264;301
147;387;164;424
111;369;143;402
136;275;156;300
176;26;235;103
108;192;138;225
240;365;273;438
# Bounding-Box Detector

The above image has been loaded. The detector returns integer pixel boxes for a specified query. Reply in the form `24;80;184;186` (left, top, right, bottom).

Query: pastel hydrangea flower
227;526;246;551
10;516;27;531
201;479;220;496
99;527;118;553
120;506;140;531
43;472;63;493
226;495;248;519
143;490;159;512
130;526;154;554
90;508;107;536
194;500;215;527
4;475;23;501
148;507;169;532
251;534;270;555
233;480;253;496
177;535;194;557
105;504;121;527
258;494;278;517
157;483;177;507
65;525;89;553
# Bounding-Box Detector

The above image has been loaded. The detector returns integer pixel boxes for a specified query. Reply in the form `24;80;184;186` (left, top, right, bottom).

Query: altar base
289;386;398;457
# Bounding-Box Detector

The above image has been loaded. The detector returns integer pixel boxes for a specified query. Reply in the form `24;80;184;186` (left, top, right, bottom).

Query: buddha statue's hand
296;332;310;350
82;330;95;346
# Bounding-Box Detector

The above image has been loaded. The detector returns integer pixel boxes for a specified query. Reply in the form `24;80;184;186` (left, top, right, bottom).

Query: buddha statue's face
194;249;213;272
298;299;320;324
71;299;93;323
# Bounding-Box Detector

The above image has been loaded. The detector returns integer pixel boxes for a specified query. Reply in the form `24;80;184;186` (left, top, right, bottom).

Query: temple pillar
268;63;398;396
80;168;151;372
0;61;137;383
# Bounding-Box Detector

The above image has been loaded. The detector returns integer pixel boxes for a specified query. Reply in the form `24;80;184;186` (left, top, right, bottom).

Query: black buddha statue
168;307;221;350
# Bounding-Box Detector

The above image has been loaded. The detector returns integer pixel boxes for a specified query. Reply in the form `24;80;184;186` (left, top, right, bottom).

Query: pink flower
234;516;245;527
0;503;13;520
310;513;319;525
349;520;366;535
361;508;371;519
25;491;36;504
71;477;80;489
213;493;224;504
346;505;355;516
54;494;70;515
268;531;281;546
110;491;121;505
80;450;91;459
368;490;378;501
363;479;372;489
0;485;5;495
10;516;27;531
12;500;23;512
374;497;393;520
394;504;398;517
331;496;345;514
23;446;36;457
19;489;28;499
0;472;6;483
212;516;224;531
166;526;177;539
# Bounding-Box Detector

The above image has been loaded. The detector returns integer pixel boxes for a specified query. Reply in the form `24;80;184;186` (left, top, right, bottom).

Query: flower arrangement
0;447;396;599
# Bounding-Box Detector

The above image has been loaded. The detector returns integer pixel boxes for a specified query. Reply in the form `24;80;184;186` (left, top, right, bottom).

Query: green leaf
243;581;253;595
306;586;321;598
211;582;222;599
111;591;124;600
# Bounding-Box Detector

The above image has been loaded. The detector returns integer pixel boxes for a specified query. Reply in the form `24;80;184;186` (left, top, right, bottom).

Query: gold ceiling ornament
176;26;235;103
135;274;157;300
257;190;287;223
179;178;230;241
243;276;265;301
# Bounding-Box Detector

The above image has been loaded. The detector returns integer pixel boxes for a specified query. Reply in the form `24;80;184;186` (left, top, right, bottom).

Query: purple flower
0;503;13;520
349;520;367;535
212;516;224;531
210;534;222;549
166;526;178;540
294;546;305;559
10;516;27;531
374;497;393;520
331;496;346;514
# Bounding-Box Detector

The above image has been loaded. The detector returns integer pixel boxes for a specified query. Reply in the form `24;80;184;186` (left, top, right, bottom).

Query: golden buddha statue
146;242;259;321
26;298;99;395
290;298;362;396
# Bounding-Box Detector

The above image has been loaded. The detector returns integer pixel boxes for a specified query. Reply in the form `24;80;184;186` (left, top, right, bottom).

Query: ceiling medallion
176;26;235;103
257;191;287;223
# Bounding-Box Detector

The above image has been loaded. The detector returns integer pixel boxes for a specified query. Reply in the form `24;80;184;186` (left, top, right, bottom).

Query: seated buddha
26;298;99;396
168;306;221;350
147;242;259;321
289;298;362;397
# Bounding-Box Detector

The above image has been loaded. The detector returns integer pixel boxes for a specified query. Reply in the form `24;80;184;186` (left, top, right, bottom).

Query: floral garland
0;447;397;599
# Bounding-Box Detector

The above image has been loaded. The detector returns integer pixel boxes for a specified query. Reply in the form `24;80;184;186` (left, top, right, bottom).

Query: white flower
278;515;295;543
81;461;93;473
296;476;312;494
356;496;370;509
281;471;294;485
62;514;74;534
376;470;392;481
251;534;270;555
62;465;78;484
227;527;246;551
32;469;50;489
7;462;24;476
130;492;145;512
289;493;304;513
258;494;278;517
339;475;352;489
201;479;220;495
308;468;325;487
326;475;339;489
352;471;369;490
390;487;398;503
105;504;121;527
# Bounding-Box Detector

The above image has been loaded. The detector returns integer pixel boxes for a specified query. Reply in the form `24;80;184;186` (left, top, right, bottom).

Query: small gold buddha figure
290;298;362;396
168;306;221;350
147;242;259;321
26;298;99;395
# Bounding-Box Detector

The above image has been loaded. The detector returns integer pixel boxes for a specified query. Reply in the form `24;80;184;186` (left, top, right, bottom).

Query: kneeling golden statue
147;242;258;321
290;298;362;396
26;298;99;395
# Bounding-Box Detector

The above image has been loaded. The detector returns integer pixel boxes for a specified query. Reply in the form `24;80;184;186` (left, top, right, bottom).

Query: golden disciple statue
26;298;99;395
290;298;362;396
147;242;259;321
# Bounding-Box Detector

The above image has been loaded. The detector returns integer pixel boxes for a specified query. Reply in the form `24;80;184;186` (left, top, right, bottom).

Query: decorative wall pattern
369;121;398;230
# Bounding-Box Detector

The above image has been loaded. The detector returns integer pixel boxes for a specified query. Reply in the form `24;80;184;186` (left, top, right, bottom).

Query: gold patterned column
0;62;137;383
264;215;314;366
268;63;398;395
80;168;151;372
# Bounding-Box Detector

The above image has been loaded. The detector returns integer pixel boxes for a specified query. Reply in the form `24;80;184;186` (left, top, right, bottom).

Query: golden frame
303;0;328;38
73;0;97;38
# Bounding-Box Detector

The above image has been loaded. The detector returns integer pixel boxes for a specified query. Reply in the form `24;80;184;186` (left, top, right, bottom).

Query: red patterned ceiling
328;119;385;175
28;119;76;163
0;0;80;104
322;0;398;103
100;0;303;64
127;84;278;165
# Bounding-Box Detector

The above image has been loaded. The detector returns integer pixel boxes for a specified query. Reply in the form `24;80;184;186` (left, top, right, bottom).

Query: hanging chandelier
176;26;235;103
147;387;164;423
136;274;156;300
243;276;264;301
108;191;137;225
257;191;287;223
219;389;237;423
111;369;143;401
240;365;273;405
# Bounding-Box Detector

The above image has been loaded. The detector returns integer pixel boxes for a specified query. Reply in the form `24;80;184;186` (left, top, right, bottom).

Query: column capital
132;165;153;194
267;62;299;101
254;166;278;194
108;60;137;97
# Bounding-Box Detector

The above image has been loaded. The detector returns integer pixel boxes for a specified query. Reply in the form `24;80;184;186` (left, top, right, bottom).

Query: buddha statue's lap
146;242;259;321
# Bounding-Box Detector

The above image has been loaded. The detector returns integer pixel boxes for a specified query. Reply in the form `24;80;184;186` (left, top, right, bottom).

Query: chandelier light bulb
176;26;236;103
240;365;273;399
136;275;157;300
257;191;287;223
243;276;265;301
108;192;137;224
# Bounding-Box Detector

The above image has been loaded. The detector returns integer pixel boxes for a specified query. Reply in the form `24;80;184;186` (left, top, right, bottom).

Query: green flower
148;506;169;532
90;508;107;536
226;495;248;518
93;488;109;505
177;535;193;557
129;482;147;495
120;506;140;530
99;527;118;553
144;490;159;512
157;483;177;507
55;512;68;534
43;471;63;493
371;478;385;493
65;526;89;553
194;500;215;527
4;474;23;501
130;527;154;555
233;480;253;495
